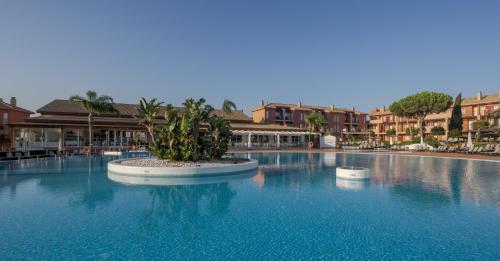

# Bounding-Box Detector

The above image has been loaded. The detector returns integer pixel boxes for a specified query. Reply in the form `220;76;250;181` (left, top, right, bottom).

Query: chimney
298;101;302;108
352;106;355;112
10;97;16;107
476;91;482;101
382;106;386;112
330;104;335;110
0;97;3;103
260;99;265;107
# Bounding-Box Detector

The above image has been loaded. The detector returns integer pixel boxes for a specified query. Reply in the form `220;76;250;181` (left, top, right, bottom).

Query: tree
205;115;232;159
405;126;419;139
146;99;234;161
389;92;452;144
448;93;463;134
69;91;117;154
471;120;489;142
221;99;237;115
183;98;213;161
367;130;375;141
431;126;445;136
386;128;396;145
137;98;163;147
305;111;326;143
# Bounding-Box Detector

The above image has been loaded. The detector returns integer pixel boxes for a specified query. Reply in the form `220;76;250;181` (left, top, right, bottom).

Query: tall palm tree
69;90;117;154
222;99;237;115
137;97;163;147
305;111;326;147
183;98;213;161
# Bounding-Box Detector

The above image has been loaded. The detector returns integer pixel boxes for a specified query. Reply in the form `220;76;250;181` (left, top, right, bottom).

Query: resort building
6;99;316;154
251;101;368;138
0;97;33;150
370;91;500;142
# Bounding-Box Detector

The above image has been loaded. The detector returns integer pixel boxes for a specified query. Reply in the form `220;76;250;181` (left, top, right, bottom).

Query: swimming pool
1;152;499;259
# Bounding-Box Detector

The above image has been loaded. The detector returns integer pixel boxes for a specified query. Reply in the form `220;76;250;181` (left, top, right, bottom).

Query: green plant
472;120;489;142
222;99;237;115
305;111;326;141
424;136;439;148
69;90;118;153
146;98;235;161
411;137;420;144
389;92;452;144
431;126;445;136
385;128;396;136
183;98;214;161
405;127;419;138
137;97;163;147
204;115;232;159
448;129;461;138
449;93;463;133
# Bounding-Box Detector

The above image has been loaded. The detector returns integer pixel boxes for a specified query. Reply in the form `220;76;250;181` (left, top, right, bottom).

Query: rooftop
252;102;367;114
37;99;252;123
0;97;33;114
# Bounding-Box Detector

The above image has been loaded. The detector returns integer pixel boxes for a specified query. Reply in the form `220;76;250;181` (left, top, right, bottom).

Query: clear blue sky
1;0;500;115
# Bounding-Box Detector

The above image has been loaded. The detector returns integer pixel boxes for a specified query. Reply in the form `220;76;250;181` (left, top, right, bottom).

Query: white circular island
336;166;370;180
108;158;259;177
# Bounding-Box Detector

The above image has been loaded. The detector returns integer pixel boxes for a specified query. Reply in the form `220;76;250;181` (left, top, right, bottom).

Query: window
231;135;242;143
291;136;300;144
473;107;478;116
480;106;486;115
265;110;269;120
461;108;466;114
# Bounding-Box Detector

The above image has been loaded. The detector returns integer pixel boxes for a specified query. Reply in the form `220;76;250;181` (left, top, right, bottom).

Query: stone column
248;133;252;148
106;130;110;149
276;133;280;148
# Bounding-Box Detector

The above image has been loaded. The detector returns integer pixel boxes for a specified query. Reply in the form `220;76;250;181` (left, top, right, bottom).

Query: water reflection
335;178;370;191
239;152;500;211
0;156;119;210
1;153;499;213
108;170;257;186
139;182;237;236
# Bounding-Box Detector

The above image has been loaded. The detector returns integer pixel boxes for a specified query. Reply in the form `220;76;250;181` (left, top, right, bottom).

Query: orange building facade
0;97;33;149
252;101;368;139
369;92;500;142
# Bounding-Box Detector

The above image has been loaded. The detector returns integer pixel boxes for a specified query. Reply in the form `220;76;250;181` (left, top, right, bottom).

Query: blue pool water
0;152;499;260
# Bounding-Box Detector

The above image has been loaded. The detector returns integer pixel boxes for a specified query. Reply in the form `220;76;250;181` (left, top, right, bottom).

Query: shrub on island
138;97;237;162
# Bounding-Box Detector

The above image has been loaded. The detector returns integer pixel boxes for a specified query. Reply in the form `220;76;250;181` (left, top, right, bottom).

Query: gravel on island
120;158;250;168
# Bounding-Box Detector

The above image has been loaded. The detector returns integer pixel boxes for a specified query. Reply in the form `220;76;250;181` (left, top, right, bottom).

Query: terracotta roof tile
0;100;33;114
252;102;367;114
461;93;500;105
37;99;252;123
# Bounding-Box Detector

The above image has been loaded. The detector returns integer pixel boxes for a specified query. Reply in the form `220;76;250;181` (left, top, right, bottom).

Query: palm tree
183;98;213;161
305;111;326;148
137;97;163;147
221;99;237;115
69;91;117;154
